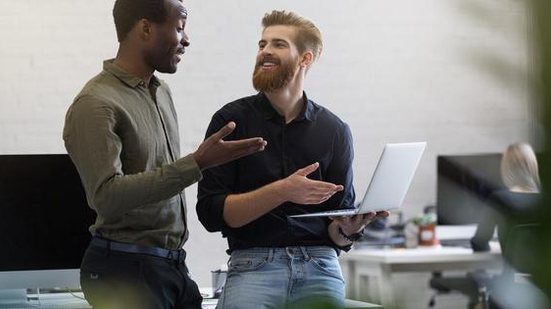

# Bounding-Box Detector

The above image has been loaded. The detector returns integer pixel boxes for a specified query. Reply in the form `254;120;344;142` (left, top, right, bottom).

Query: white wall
0;0;536;291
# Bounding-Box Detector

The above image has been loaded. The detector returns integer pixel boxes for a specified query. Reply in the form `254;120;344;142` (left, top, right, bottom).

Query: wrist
273;179;290;202
338;226;363;242
268;180;289;205
192;151;204;170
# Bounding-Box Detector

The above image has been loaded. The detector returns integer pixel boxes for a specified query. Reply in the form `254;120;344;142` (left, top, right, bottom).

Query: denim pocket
309;255;345;283
228;256;267;272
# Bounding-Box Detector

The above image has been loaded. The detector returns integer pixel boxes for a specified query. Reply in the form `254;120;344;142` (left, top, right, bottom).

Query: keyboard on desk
439;238;472;248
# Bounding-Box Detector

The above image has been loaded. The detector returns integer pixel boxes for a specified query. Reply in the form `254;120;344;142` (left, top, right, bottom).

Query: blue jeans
216;246;345;309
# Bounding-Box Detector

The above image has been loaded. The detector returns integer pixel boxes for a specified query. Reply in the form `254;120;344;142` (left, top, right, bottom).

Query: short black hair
113;0;181;42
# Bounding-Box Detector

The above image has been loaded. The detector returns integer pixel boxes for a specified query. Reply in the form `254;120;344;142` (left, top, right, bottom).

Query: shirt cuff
173;153;203;186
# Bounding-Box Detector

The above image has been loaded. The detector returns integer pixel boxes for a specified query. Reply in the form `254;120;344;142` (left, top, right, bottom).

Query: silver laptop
290;142;426;218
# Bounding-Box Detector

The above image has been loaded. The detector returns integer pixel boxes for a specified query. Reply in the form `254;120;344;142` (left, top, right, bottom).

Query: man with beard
63;0;266;308
197;10;388;308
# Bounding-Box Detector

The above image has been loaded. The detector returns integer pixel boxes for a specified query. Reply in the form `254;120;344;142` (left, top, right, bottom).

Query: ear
300;51;314;68
136;18;153;40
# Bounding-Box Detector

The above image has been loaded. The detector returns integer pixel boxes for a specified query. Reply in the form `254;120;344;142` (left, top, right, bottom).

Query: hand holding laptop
331;211;390;236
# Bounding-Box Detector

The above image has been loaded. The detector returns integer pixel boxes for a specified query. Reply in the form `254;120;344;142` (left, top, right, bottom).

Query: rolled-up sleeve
326;122;355;209
196;113;236;233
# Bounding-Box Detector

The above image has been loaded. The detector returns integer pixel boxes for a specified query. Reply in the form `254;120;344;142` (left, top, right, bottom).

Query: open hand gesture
194;122;267;170
281;162;344;204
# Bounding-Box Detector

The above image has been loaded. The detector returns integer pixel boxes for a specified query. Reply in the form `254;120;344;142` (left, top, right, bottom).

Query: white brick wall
0;0;536;299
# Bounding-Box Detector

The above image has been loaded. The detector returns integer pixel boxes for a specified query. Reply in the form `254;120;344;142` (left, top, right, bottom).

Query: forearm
223;180;288;228
77;154;201;218
93;155;201;216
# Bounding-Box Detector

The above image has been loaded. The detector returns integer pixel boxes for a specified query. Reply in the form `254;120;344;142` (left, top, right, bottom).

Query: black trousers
80;244;202;309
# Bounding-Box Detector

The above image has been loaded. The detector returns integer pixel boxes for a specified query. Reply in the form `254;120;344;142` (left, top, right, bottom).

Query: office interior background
0;0;540;308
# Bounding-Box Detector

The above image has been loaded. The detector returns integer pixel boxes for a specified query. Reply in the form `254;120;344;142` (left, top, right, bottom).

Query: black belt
90;237;186;262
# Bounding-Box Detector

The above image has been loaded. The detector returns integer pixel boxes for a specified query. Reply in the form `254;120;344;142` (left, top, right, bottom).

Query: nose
261;44;273;55
181;32;190;47
258;49;273;60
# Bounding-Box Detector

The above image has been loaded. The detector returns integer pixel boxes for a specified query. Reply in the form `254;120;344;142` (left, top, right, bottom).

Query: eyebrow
177;6;188;19
258;38;289;45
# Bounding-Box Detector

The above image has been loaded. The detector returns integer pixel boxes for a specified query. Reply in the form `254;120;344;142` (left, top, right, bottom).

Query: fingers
296;176;343;204
293;179;343;205
195;122;266;169
295;162;319;177
303;190;338;204
224;139;267;161
331;212;378;236
332;212;376;225
308;179;343;191
225;137;267;151
362;211;378;221
208;121;237;143
305;181;342;201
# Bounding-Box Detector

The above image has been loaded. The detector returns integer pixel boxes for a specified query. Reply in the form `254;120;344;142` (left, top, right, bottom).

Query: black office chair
428;223;548;309
428;269;493;309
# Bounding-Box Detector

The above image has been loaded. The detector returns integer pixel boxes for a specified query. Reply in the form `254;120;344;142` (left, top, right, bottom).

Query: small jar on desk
413;212;438;247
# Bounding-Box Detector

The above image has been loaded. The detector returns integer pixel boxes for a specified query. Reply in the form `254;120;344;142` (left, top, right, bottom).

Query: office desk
0;291;219;309
339;242;502;307
0;292;91;309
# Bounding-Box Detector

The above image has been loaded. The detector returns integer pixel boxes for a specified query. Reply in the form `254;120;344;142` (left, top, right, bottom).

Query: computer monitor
436;153;505;225
0;154;95;292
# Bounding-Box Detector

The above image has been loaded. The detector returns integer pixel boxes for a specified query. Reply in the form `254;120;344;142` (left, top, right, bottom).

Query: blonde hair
501;142;541;192
261;10;323;61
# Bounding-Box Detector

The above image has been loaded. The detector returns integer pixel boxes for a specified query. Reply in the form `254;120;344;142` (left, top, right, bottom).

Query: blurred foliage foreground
525;0;551;299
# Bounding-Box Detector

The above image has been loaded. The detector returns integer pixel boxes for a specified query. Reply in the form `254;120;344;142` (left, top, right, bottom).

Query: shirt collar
103;59;160;89
257;92;317;122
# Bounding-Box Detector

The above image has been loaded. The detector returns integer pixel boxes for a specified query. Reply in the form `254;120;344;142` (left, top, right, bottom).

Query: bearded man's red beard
252;56;299;92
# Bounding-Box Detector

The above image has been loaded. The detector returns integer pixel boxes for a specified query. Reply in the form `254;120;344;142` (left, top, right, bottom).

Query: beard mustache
252;57;299;92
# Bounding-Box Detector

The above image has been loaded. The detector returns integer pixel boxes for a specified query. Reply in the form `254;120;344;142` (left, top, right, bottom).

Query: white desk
0;291;219;309
0;292;91;309
339;242;502;307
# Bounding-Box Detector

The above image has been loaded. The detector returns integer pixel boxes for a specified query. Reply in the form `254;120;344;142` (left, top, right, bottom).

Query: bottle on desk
412;212;439;247
418;223;439;246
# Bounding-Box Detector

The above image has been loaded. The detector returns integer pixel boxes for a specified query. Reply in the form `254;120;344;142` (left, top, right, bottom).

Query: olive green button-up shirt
63;60;202;249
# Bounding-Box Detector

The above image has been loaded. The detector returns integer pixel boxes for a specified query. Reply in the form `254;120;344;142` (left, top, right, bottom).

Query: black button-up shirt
197;92;355;252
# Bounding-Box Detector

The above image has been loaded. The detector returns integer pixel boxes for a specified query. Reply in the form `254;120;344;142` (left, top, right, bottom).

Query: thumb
295;162;319;177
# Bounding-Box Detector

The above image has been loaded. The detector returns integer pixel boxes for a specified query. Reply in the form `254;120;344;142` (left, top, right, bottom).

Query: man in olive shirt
63;1;265;308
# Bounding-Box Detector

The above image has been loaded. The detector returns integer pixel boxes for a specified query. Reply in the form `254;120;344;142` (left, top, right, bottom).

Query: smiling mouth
174;49;185;61
258;58;280;70
261;62;277;69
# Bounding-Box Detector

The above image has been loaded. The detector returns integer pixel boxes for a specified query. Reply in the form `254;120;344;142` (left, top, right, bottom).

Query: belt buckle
167;250;176;261
176;250;185;263
167;249;183;262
